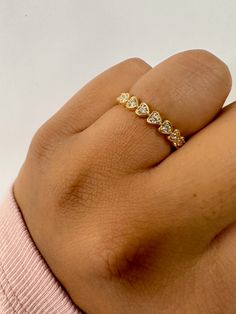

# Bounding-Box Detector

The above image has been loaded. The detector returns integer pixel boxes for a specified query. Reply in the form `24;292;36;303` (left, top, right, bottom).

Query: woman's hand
14;50;236;314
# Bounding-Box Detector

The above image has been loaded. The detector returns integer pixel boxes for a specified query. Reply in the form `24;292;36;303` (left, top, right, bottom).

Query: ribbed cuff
0;188;80;314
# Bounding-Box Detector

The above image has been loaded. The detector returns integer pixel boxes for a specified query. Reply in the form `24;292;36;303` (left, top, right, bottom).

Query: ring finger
79;49;231;172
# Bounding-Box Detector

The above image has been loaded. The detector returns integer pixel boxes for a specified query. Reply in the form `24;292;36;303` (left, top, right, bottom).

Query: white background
0;0;236;199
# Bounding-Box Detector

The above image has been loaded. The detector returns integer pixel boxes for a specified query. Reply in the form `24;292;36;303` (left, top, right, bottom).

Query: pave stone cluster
117;92;185;149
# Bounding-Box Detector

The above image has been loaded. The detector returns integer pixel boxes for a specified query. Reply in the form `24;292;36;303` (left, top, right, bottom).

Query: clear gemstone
117;92;129;104
147;111;162;125
159;120;173;134
135;103;150;117
126;96;138;109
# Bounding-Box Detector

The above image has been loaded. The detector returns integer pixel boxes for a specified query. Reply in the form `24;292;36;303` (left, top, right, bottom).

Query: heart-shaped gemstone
173;137;185;148
168;129;185;148
168;129;181;142
158;120;173;135
147;111;162;125
126;96;139;110
117;92;130;104
135;102;150;117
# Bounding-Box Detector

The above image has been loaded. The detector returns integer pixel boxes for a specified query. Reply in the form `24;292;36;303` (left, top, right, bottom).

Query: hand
14;50;236;314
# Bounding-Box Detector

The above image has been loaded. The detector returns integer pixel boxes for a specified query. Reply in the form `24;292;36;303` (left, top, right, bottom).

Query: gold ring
117;92;185;149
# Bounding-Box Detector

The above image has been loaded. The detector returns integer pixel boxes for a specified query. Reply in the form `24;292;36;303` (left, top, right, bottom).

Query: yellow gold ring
117;92;185;149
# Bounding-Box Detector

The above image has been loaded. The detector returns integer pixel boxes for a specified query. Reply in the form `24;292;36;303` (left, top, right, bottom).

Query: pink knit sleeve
0;188;81;314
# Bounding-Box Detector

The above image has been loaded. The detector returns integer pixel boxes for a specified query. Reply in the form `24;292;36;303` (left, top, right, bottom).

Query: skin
14;49;236;313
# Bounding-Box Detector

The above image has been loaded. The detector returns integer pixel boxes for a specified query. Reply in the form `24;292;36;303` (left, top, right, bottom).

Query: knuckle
52;152;112;215
94;222;157;286
54;169;99;214
29;123;62;162
123;57;151;74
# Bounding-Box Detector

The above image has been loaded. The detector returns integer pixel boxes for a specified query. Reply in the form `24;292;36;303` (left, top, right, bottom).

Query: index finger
43;58;151;135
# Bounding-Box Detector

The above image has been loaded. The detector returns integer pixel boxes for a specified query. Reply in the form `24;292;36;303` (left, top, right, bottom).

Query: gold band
117;92;185;149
